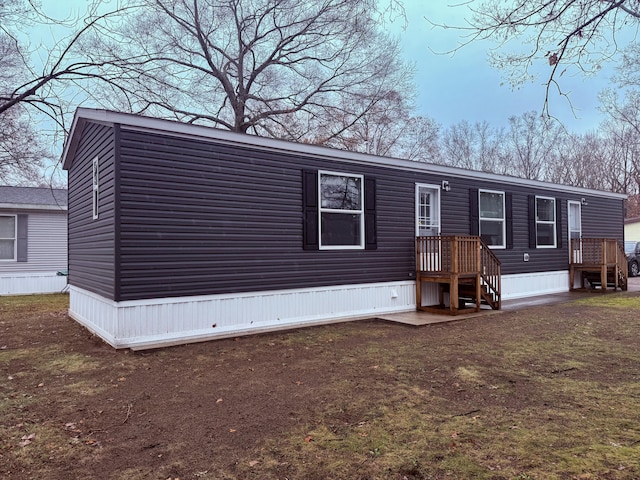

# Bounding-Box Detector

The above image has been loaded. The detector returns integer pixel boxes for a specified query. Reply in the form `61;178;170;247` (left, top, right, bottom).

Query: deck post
450;238;459;312
415;238;421;310
475;237;481;311
601;238;607;291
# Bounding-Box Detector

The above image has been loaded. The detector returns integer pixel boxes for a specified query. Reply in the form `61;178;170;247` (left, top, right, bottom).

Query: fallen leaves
18;433;35;447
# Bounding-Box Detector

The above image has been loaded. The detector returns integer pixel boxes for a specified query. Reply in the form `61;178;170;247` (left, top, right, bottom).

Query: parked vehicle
625;241;640;277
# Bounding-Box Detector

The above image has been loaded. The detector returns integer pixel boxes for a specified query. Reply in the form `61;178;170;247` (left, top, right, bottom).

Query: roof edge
62;108;627;200
0;203;68;211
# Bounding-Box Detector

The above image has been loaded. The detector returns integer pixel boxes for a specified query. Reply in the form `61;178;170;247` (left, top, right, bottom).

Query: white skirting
417;270;569;307
501;270;569;300
68;281;417;350
68;270;571;350
0;272;68;296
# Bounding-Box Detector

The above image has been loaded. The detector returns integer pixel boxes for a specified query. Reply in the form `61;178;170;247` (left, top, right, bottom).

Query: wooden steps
416;236;501;316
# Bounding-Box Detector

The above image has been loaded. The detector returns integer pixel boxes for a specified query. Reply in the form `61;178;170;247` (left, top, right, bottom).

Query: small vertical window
479;190;505;248
536;196;556;247
0;215;17;260
92;157;99;220
319;171;364;249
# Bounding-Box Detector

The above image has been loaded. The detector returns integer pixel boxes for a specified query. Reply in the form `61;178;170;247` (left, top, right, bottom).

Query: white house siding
501;271;569;300
0;211;68;295
68;280;417;350
69;270;569;350
625;220;640;242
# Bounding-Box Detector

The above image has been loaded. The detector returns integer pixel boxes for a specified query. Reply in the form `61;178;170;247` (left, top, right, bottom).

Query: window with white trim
92;157;99;220
536;196;556;247
319;171;364;249
479;190;505;248
0;215;17;260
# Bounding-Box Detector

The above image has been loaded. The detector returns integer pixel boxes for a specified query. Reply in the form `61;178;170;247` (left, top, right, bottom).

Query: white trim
62;109;626;200
535;196;557;249
68;281;416;350
92;157;99;220
567;200;582;240
415;183;441;236
568;200;583;262
318;170;365;250
0;214;17;261
478;189;506;249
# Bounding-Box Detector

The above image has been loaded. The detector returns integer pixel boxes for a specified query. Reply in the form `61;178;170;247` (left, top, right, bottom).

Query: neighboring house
61;108;626;350
0;186;68;295
625;216;640;241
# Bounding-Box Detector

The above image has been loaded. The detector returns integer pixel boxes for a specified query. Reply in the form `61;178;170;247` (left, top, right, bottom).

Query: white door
416;184;440;236
568;200;582;262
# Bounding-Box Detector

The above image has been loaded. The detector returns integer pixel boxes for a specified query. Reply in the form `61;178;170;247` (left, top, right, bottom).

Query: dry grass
1;293;639;479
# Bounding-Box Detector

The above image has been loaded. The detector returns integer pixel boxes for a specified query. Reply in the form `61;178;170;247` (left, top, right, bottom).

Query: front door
568;200;582;262
416;184;441;236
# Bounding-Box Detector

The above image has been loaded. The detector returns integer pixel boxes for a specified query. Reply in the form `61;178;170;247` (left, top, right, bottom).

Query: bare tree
0;0;138;185
547;131;613;190
317;90;440;161
431;1;640;116
89;0;414;141
0;107;47;185
598;89;640;193
439;120;508;173
506;111;563;180
399;115;440;163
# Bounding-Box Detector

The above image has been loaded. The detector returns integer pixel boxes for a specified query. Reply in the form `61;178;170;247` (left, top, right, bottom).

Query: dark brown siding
67;122;117;299
112;128;625;301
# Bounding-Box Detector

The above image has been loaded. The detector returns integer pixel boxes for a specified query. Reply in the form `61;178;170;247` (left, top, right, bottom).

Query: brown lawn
1;292;639;480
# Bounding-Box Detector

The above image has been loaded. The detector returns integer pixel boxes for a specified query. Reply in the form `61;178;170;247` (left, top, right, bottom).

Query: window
536;196;556;247
416;185;440;236
0;215;16;260
479;190;505;248
319;171;364;249
92;157;99;220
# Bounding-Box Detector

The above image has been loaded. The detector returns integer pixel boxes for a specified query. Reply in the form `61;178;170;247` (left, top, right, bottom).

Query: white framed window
536;196;556;248
479;189;505;248
92;157;99;220
416;184;441;236
0;215;17;261
319;171;364;249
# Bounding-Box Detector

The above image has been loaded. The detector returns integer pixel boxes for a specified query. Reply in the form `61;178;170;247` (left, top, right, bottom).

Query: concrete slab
377;277;640;326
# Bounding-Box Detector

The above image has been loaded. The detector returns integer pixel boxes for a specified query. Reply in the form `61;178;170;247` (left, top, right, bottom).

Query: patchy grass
1;293;640;479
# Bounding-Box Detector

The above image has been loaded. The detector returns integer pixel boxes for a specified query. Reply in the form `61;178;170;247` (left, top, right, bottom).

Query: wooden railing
570;238;626;267
570;238;627;291
416;235;501;309
416;235;481;274
479;239;502;309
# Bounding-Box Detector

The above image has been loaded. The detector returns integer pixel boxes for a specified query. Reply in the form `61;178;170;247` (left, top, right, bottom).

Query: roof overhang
62;108;628;200
0;203;67;211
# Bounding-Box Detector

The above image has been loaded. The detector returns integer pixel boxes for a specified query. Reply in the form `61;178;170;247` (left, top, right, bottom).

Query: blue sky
389;2;617;133
44;0;616;133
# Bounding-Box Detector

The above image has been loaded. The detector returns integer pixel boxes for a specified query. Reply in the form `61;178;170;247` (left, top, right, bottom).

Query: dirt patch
1;293;640;479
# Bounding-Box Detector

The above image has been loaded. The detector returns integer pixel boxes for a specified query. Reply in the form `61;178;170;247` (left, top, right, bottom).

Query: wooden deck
416;236;501;315
569;238;627;292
